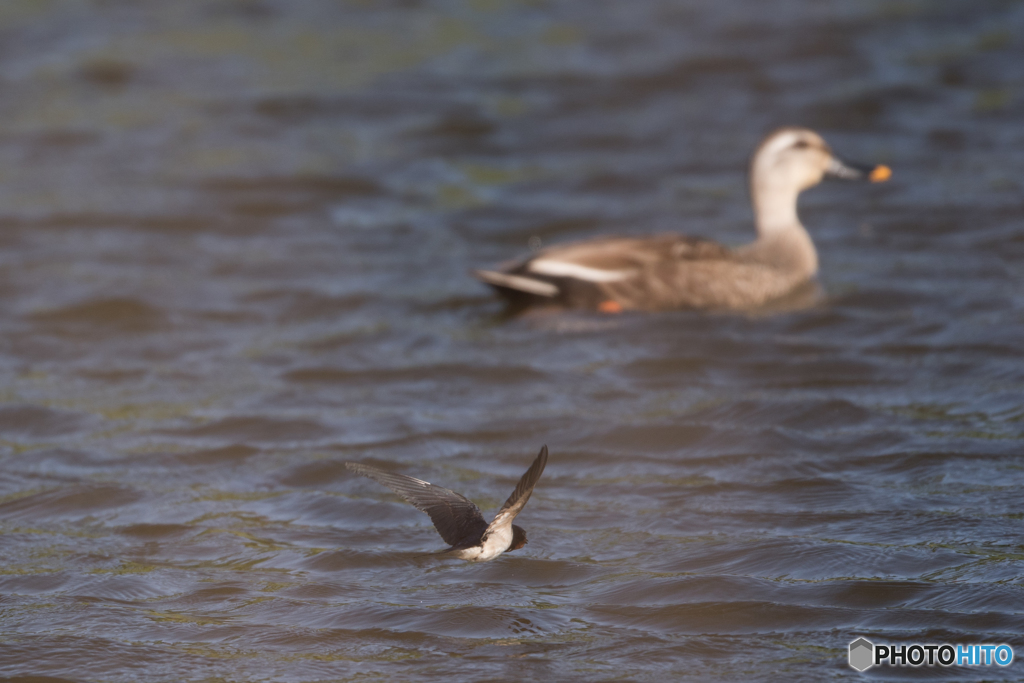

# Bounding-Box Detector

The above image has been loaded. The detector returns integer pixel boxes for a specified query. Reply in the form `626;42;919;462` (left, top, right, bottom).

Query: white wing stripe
475;270;559;297
528;259;632;282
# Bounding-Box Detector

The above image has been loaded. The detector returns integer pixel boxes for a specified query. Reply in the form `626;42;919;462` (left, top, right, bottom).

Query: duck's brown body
477;233;815;312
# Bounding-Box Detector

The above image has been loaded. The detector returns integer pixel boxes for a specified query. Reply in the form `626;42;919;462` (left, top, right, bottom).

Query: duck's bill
826;157;892;183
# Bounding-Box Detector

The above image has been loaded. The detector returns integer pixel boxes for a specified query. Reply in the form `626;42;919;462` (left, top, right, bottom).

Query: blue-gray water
1;1;1023;681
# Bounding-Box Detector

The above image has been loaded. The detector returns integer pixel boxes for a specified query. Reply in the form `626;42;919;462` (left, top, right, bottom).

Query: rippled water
1;1;1023;680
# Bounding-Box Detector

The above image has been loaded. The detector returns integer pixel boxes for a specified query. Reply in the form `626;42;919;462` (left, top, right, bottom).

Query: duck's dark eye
793;140;811;149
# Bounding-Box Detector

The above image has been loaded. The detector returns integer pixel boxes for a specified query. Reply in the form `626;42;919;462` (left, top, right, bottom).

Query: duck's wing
473;235;734;309
345;462;488;546
531;235;732;274
483;446;548;536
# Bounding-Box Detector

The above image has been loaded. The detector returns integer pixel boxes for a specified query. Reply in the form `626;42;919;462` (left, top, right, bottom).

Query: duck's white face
751;128;834;192
749;126;890;238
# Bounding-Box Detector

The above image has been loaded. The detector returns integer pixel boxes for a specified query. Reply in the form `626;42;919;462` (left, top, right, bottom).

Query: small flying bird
345;446;548;562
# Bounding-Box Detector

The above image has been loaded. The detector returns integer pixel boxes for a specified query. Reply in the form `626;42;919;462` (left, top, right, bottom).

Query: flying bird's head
509;525;528;551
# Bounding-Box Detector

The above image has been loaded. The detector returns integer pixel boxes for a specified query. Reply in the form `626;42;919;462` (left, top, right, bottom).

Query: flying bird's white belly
449;526;513;562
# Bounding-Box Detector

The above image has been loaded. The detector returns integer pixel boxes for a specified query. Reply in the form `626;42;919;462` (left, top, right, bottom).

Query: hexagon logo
849;637;874;671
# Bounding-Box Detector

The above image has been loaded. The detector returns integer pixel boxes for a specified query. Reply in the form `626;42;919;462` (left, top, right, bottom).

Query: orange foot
598;300;623;314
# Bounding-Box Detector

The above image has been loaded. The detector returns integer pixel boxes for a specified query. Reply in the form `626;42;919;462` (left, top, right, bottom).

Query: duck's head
750;127;890;235
509;525;527;551
752;127;891;193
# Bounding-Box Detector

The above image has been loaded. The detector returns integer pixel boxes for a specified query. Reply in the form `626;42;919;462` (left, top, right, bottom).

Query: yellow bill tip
869;165;892;183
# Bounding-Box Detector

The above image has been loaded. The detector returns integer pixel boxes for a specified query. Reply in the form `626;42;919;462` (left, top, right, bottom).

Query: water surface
1;1;1023;681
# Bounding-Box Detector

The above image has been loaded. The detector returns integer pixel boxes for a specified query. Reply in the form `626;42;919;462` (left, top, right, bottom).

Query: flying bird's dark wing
485;446;548;534
345;462;488;546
